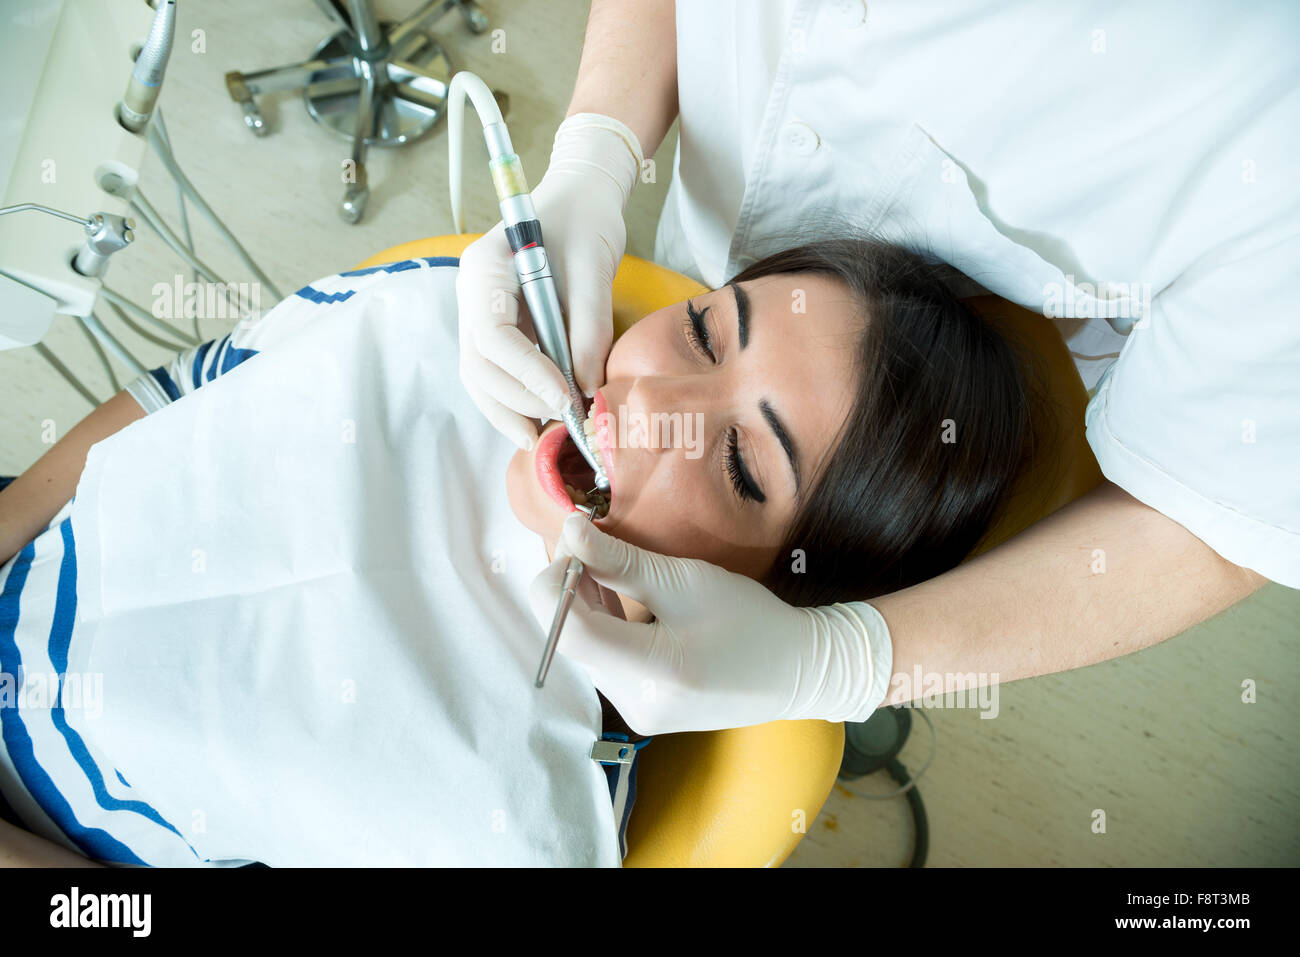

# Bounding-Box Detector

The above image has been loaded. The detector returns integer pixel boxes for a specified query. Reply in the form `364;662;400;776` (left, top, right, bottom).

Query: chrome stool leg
341;61;376;223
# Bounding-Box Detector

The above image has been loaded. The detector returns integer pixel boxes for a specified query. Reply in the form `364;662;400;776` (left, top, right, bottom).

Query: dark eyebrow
730;281;750;349
760;399;800;493
733;283;799;494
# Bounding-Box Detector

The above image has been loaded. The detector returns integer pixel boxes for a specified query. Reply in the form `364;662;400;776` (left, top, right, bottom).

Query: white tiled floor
2;0;1296;867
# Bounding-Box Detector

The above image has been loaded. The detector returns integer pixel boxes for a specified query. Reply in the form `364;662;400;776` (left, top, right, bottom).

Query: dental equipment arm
448;72;625;487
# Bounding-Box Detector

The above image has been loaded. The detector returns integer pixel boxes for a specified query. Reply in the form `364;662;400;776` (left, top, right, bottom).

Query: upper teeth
583;416;609;475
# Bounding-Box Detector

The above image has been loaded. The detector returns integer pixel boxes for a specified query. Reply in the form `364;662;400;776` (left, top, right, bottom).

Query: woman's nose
621;375;716;453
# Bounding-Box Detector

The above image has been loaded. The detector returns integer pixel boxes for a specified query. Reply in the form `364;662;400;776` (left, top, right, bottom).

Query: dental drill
446;70;609;492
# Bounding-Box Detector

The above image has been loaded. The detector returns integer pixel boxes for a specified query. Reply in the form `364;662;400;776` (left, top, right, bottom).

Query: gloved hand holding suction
456;112;644;451
528;511;896;736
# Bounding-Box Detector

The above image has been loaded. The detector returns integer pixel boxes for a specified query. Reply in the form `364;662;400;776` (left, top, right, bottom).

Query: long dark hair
729;233;1053;606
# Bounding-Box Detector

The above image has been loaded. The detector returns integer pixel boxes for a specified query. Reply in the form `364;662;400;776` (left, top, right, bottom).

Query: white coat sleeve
1084;230;1300;588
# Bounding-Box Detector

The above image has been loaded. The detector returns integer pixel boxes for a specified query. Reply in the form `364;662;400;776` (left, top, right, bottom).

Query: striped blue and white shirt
0;257;646;865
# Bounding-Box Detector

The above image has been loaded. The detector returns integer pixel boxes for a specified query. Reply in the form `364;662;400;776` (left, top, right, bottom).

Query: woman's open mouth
535;420;613;518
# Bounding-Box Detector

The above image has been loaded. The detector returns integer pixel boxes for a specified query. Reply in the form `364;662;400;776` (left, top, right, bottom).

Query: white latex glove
456;113;644;450
527;513;896;736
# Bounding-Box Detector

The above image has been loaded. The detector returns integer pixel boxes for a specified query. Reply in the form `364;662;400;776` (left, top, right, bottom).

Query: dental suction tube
447;71;609;491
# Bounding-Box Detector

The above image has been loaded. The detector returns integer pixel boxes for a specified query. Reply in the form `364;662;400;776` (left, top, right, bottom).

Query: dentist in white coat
457;0;1299;734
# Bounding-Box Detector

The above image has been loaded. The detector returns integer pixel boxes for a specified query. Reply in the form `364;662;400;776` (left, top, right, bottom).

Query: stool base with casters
223;0;508;224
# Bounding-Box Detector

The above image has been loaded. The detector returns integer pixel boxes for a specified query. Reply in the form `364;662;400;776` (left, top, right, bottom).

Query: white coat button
783;121;821;155
827;0;867;28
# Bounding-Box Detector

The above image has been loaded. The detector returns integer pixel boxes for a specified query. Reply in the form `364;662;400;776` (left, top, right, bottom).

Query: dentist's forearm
871;480;1270;704
0;390;146;565
566;0;679;157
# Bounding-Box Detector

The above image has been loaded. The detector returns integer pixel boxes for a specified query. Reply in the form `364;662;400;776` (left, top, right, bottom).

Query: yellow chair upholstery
354;235;1104;867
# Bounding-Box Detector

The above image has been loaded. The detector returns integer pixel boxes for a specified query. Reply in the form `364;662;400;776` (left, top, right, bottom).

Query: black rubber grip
505;219;543;253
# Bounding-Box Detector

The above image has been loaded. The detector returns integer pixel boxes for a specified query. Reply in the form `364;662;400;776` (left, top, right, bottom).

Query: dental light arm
447;71;609;490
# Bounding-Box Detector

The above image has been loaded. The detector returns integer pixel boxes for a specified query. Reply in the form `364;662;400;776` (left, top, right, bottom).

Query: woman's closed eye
682;299;765;505
725;427;765;504
682;299;715;362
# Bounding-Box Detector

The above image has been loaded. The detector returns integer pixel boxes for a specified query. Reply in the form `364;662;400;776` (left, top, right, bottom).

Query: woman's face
505;272;863;578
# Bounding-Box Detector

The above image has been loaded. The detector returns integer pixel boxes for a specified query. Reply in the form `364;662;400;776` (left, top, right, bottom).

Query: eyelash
682;300;764;504
725;428;764;503
683;300;715;361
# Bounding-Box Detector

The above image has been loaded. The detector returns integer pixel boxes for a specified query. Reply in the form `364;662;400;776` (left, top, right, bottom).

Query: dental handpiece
508;220;609;491
118;0;177;133
446;71;608;491
493;151;609;491
535;502;598;689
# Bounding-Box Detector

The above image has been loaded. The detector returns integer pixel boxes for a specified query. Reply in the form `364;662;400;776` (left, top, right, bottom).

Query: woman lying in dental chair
0;235;1043;867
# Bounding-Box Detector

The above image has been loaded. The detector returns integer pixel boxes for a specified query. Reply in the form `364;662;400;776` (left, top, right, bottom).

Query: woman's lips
534;406;616;520
534;421;579;514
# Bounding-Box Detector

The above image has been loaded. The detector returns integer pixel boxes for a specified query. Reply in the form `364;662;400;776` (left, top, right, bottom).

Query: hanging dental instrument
446;70;609;492
117;0;177;134
0;204;136;280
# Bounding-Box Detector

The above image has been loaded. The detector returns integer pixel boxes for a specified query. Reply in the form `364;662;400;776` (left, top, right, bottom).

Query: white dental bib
68;264;620;866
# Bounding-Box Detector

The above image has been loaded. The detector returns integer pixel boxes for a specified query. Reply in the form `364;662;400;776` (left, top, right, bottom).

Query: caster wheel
839;706;912;779
461;0;490;34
